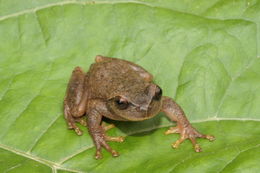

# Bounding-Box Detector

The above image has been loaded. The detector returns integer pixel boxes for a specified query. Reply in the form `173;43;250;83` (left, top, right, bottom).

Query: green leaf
0;1;259;172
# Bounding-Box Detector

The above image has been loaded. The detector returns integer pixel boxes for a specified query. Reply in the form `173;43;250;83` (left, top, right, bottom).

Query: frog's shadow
103;113;174;137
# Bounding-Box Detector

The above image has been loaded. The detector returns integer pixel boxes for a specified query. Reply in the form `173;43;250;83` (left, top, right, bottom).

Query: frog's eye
115;96;129;110
153;86;162;101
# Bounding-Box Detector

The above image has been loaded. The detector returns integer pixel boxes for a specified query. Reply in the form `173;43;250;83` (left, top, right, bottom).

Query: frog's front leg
87;99;124;159
161;96;215;152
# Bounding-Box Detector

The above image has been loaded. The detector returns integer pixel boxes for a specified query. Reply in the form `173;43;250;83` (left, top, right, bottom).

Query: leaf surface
0;1;259;172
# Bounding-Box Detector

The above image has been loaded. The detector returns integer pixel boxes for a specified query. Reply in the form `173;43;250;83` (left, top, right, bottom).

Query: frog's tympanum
64;55;215;159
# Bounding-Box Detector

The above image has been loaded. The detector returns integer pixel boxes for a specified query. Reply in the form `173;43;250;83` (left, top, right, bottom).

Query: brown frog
64;55;215;159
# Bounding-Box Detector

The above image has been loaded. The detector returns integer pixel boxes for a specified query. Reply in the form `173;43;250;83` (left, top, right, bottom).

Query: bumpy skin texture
64;55;215;159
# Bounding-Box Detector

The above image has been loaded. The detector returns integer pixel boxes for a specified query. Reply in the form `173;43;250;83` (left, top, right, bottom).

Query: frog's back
86;58;149;99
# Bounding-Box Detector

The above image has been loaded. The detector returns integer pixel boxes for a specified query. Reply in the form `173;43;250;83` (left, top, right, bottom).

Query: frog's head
107;83;162;121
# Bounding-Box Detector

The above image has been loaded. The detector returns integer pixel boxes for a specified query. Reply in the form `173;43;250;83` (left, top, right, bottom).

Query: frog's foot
92;123;125;159
165;125;215;152
93;134;121;159
68;117;87;135
67;121;83;136
66;116;87;136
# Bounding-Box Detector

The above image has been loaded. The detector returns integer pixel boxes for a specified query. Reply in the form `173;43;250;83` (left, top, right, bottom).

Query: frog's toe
165;126;179;135
171;137;185;149
111;150;120;157
67;122;83;135
102;122;115;131
95;150;103;159
75;117;87;127
105;136;125;143
205;135;215;141
74;127;83;136
189;137;202;152
193;132;215;142
195;144;202;152
100;139;121;157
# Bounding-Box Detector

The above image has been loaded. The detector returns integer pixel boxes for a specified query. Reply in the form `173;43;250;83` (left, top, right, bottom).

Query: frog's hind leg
64;103;83;136
64;67;88;136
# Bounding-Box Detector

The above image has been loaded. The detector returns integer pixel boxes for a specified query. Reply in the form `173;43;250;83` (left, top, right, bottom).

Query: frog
64;55;215;159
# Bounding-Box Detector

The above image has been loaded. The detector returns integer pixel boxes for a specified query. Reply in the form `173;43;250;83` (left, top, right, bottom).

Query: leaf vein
0;63;53;139
218;143;260;173
0;75;15;102
28;114;61;153
0;143;86;173
0;0;255;25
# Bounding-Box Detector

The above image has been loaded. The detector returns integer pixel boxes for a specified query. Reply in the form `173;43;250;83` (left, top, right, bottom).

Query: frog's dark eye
115;96;129;110
153;86;162;100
